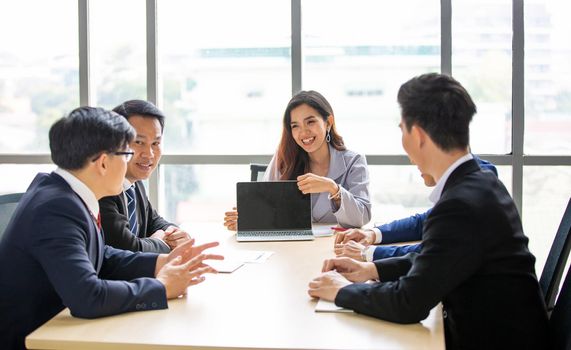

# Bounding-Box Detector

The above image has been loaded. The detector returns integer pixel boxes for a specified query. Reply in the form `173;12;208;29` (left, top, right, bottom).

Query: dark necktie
125;185;139;236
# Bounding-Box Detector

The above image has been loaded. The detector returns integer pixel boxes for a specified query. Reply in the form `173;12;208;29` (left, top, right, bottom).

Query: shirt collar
428;153;473;204
122;178;134;191
54;167;100;218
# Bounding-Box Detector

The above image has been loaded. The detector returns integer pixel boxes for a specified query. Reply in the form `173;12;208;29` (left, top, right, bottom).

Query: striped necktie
125;185;139;236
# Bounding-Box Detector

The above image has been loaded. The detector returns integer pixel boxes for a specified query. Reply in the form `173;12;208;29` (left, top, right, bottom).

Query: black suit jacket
335;159;549;349
0;173;166;350
100;181;173;253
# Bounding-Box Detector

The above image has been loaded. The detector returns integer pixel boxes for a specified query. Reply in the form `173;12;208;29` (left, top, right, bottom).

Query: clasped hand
307;257;379;301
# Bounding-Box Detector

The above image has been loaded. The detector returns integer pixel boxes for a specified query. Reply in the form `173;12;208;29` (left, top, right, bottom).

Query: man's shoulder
438;169;509;218
23;173;78;207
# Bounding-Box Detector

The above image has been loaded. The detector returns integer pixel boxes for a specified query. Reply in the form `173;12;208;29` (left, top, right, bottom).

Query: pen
330;226;347;232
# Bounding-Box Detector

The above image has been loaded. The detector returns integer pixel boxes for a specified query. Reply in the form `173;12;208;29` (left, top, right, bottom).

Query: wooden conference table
26;223;444;350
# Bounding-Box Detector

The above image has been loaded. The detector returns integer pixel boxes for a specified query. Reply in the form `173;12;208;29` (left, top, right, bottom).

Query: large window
158;0;291;154
1;1;570;278
524;1;571;155
0;0;78;153
302;0;440;154
452;0;512;154
91;0;147;109
523;166;571;272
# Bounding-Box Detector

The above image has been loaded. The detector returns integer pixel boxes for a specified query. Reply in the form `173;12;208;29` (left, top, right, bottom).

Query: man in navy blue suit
0;107;223;350
334;157;497;261
309;73;548;349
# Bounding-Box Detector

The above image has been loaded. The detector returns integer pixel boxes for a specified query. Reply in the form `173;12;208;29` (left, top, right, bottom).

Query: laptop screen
237;181;311;231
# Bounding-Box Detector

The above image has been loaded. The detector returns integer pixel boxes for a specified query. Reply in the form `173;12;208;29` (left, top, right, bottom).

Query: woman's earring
326;130;331;143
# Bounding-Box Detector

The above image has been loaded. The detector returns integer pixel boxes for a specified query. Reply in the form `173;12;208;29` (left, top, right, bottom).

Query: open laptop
236;181;314;242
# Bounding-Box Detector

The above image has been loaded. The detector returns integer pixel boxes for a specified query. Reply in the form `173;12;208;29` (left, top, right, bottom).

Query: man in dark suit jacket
0;107;221;350
100;100;191;253
308;73;549;349
334;157;498;261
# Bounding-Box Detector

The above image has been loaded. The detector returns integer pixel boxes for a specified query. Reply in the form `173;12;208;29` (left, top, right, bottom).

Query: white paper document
208;259;244;273
312;224;334;237
230;250;274;263
315;299;353;313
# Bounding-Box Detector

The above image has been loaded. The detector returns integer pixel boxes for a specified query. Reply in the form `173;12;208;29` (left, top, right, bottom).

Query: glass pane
302;0;440;155
368;166;433;225
524;1;571;154
158;0;291;154
452;0;512;154
369;164;512;227
91;0;146;109
159;165;250;224
523;166;571;275
0;0;78;153
0;165;56;195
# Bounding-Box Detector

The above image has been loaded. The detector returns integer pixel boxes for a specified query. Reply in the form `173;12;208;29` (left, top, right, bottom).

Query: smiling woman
223;91;372;230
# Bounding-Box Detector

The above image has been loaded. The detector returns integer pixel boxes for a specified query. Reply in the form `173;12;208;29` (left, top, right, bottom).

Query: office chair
549;262;571;350
0;192;24;240
540;197;571;313
250;163;268;182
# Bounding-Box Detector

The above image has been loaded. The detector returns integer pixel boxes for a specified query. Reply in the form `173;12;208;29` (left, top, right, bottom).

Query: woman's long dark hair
276;90;345;180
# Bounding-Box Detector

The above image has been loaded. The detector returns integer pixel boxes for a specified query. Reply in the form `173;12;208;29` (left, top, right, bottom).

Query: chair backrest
250;163;268;182
540;197;571;312
549;262;571;350
0;192;25;240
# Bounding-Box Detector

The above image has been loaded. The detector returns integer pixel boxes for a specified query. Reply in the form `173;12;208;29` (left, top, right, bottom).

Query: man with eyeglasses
99;100;191;253
0;107;222;350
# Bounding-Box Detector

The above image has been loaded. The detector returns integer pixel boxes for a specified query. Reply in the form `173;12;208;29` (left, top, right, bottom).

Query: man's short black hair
397;73;477;151
112;100;165;132
49;106;136;170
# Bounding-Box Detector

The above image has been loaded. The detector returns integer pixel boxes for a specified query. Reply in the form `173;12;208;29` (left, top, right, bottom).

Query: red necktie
97;212;102;231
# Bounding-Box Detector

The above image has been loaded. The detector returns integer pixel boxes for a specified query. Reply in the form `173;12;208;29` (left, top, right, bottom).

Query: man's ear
93;153;109;176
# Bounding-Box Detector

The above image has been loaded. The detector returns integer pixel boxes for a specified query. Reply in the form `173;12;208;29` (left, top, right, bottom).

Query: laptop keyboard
237;230;314;241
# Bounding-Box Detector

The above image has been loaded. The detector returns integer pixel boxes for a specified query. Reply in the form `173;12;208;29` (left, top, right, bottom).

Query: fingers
322;258;337;272
333;244;344;255
223;210;238;231
180;253;222;272
307;276;323;298
224;210;238;217
163;226;177;235
334;231;346;244
189;265;217;277
223;219;237;231
201;253;224;261
188;276;206;286
194;241;220;254
165;231;190;242
342;231;364;244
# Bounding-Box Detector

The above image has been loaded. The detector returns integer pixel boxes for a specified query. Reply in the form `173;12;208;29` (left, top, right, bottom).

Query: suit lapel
311;145;346;223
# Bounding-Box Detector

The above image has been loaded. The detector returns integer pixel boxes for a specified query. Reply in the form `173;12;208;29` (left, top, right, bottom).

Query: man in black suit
100;100;190;253
308;73;549;349
0;107;222;350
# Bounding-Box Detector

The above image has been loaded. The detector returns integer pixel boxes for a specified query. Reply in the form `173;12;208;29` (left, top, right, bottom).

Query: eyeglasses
114;151;134;162
91;150;135;162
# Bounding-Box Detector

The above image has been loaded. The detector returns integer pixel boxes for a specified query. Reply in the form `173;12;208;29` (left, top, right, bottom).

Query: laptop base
236;230;314;242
